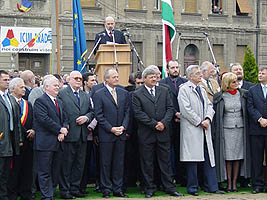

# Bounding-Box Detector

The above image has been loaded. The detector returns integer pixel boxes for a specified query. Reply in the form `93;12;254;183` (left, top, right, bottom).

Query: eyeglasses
73;77;82;81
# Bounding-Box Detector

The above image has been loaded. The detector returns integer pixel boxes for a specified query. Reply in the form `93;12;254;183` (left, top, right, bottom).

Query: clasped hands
111;126;125;136
155;122;165;131
58;127;68;142
259;118;267;128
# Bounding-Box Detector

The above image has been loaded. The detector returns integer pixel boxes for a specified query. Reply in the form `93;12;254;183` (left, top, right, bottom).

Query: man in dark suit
93;68;130;198
247;66;267;194
8;77;35;200
159;60;187;185
230;63;254;90
132;67;183;198
0;70;23;200
20;70;35;100
94;16;126;54
58;71;94;199
33;76;67;200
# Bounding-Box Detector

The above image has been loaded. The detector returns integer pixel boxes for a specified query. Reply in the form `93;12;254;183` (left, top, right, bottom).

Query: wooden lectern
94;44;131;86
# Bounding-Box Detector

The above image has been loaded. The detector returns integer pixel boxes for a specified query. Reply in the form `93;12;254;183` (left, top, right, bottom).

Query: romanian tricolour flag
17;0;34;13
73;0;87;74
161;0;176;78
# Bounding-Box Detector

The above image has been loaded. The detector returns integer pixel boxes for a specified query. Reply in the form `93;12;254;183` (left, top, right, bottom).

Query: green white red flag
161;0;176;78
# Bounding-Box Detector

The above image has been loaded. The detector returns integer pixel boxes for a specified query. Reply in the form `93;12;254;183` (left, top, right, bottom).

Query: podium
94;44;131;86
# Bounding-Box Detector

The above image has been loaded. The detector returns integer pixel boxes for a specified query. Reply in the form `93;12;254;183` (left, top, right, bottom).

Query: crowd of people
0;60;266;200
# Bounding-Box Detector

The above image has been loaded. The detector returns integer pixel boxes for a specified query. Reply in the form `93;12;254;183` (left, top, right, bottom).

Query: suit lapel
154;86;161;103
166;77;177;96
256;84;265;100
44;93;59;117
67;86;80;109
141;86;155;102
104;87;117;107
79;91;84;109
0;95;8;111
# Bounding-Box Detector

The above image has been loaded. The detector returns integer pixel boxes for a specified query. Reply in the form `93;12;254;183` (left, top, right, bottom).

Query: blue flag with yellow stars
73;0;87;73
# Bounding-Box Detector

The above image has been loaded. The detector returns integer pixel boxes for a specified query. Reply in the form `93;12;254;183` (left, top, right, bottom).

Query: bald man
58;71;94;199
94;16;126;54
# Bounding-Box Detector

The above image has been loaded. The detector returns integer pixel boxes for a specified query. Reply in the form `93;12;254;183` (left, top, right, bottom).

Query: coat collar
66;85;81;109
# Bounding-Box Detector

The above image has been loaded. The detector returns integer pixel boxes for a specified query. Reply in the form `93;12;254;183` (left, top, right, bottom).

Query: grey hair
142;67;157;78
104;68;117;79
229;63;242;72
146;65;159;71
43;76;58;91
20;70;34;83
259;66;267;71
186;65;200;78
9;77;24;91
200;61;212;72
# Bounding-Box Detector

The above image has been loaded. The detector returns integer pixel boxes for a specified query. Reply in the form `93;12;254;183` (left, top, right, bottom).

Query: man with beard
230;63;254;90
159;60;187;185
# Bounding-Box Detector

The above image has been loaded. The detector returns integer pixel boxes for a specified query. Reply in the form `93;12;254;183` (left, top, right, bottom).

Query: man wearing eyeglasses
0;70;23;200
58;71;94;199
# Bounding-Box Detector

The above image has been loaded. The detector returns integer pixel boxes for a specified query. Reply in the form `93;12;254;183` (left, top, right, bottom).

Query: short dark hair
128;73;136;85
53;74;63;82
135;71;142;80
14;69;19;73
82;72;95;87
0;70;8;78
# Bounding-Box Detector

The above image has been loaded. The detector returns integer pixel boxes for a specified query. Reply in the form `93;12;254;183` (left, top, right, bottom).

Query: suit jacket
160;77;187;113
178;81;215;166
242;80;254;90
132;85;174;144
199;79;220;103
94;29;126;54
91;82;125;98
58;85;94;142
247;84;267;135
33;93;63;151
22;87;31;100
93;86;130;142
0;94;22;157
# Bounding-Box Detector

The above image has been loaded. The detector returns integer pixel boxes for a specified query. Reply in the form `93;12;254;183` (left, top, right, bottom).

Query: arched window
184;44;199;74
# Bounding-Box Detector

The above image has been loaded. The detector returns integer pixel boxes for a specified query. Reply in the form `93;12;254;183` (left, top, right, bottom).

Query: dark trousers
8;140;33;200
0;157;12;200
185;140;218;193
59;140;87;195
139;140;176;195
36;150;62;200
80;140;94;191
99;140;125;194
251;135;267;190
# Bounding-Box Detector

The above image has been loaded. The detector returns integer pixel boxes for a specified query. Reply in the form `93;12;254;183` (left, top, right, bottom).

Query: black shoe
70;192;85;198
189;192;199;196
145;193;153;198
252;188;263;194
113;192;129;198
60;194;76;199
102;192;110;198
169;191;184;196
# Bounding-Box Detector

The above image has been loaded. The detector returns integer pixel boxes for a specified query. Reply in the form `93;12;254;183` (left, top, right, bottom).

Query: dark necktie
54;99;60;115
109;31;113;40
196;86;204;110
18;99;21;107
150;88;155;99
74;91;80;107
174;79;177;89
206;80;214;95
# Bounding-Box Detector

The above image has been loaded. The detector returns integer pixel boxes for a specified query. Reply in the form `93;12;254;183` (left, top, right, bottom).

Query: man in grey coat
178;65;224;196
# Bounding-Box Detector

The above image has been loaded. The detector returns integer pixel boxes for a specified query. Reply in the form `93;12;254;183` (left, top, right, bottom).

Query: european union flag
73;0;87;74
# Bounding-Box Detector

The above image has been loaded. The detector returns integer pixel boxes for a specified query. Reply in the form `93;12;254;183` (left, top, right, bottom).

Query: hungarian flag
161;0;176;78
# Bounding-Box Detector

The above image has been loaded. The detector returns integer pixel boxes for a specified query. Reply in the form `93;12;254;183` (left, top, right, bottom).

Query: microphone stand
124;31;145;71
112;31;119;72
80;35;103;73
175;32;182;61
203;32;221;84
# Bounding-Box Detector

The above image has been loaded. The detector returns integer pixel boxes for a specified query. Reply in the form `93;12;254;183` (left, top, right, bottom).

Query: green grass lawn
34;185;253;199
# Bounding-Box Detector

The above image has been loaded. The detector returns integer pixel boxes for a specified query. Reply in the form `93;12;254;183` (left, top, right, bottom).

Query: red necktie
109;31;113;39
54;99;60;115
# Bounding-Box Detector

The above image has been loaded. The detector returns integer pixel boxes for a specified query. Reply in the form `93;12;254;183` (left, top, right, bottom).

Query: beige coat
178;81;216;167
199;78;220;103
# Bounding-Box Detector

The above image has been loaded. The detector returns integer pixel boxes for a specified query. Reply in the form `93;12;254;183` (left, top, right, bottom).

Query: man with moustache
8;78;35;200
0;70;23;200
93;68;130;198
230;63;254;90
33;76;67;200
132;68;183;198
58;71;94;199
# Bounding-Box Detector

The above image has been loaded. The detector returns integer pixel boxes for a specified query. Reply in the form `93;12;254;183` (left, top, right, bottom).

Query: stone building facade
0;0;266;76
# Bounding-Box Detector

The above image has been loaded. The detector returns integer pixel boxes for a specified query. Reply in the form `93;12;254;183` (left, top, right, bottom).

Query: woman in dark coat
213;72;251;192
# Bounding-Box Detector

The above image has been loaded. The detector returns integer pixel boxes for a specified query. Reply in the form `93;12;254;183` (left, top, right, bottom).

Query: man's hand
175;112;180;122
19;142;23;147
155;122;165;131
201;119;210;131
76;116;88;125
58;133;65;142
111;127;124;136
259;118;267;128
60;127;68;136
26;129;35;140
94;136;99;146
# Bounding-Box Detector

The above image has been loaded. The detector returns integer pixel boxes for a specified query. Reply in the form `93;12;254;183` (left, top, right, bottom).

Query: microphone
123;32;131;37
121;28;130;32
203;32;209;37
98;33;106;37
